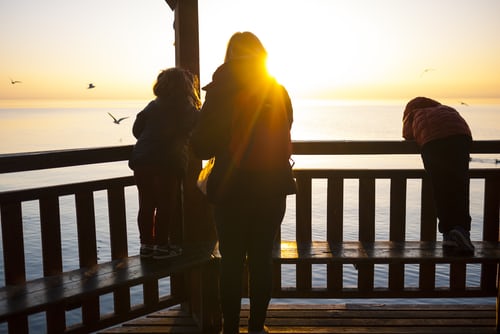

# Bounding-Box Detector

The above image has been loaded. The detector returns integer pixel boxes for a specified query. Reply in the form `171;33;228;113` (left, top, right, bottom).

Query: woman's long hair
224;31;268;63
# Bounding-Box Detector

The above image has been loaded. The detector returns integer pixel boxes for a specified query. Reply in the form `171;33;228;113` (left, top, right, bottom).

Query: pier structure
1;1;500;333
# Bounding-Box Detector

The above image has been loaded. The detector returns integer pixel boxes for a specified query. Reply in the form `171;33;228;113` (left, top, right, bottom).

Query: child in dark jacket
403;96;474;254
129;68;200;259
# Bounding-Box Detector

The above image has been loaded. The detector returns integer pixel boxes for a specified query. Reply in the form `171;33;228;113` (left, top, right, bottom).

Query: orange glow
1;1;499;103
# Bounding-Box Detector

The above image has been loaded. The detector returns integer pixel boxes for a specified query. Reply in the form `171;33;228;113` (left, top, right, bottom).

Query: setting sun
198;1;500;101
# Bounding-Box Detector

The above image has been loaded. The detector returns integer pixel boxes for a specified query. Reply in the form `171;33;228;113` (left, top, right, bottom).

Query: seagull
108;112;129;124
420;68;435;77
10;78;22;84
87;83;95;89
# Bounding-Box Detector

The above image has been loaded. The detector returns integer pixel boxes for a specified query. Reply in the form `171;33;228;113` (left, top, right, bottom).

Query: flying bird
459;101;469;106
10;78;22;84
108;112;129;124
420;68;435;77
87;83;95;89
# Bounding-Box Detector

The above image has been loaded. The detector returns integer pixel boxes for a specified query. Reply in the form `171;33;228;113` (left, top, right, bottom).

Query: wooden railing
0;141;499;333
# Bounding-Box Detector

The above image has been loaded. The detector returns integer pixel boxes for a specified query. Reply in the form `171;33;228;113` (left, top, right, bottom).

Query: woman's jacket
190;59;296;203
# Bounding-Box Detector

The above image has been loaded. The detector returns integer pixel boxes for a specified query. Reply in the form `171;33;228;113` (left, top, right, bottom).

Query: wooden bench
262;166;500;329
272;241;500;296
0;242;217;333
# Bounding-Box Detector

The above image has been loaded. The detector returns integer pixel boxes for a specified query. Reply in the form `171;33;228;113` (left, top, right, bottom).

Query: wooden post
167;1;220;331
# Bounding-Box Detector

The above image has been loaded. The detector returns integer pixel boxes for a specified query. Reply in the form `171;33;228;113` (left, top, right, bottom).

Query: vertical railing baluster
0;202;26;284
358;177;375;293
107;187;128;259
40;196;66;332
0;201;29;334
327;175;343;292
107;186;131;316
481;174;500;292
327;176;343;243
419;176;436;292
389;175;406;292
75;191;100;326
295;173;312;291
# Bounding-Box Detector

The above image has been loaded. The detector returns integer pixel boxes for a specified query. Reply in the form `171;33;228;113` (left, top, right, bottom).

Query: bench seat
273;241;500;264
0;243;216;322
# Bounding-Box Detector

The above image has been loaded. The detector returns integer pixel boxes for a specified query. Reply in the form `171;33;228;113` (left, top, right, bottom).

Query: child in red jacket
403;96;474;254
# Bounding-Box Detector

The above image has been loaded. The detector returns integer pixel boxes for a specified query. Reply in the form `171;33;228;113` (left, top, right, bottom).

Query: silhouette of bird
108;112;129;124
420;68;435;77
10;78;22;84
459;101;469;106
87;83;95;89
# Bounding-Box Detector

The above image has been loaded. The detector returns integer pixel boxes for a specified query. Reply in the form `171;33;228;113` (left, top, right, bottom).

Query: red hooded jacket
402;104;472;147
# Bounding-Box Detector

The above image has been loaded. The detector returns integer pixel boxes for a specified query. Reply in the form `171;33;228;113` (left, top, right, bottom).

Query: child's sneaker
153;244;182;260
447;226;475;255
442;232;457;248
140;244;156;258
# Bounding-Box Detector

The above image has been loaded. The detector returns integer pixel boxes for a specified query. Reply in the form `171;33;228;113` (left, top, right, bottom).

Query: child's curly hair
153;67;201;109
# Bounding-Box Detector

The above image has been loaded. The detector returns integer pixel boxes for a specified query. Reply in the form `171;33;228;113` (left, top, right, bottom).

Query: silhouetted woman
191;32;296;334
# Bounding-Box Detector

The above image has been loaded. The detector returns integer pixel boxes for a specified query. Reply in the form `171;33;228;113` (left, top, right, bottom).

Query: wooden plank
40;196;66;334
359;177;376;242
450;263;466;291
107;187;132;316
326;176;343;243
389;176;406;292
295;175;312;243
273;241;500;264
358;177;375;292
39;196;63;276
98;304;498;334
389;176;406;241
1;141;497;174
420;177;436;241
327;263;343;292
0;146;133;173
107;187;128;260
295;175;312;291
0;201;26;285
291;140;500;155
0;244;216;321
75;191;98;268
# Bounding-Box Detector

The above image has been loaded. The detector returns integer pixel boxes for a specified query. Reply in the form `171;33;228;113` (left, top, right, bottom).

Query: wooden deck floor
98;303;497;334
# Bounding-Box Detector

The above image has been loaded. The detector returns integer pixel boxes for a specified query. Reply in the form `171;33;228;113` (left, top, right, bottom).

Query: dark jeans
134;167;180;245
421;135;471;233
214;196;286;334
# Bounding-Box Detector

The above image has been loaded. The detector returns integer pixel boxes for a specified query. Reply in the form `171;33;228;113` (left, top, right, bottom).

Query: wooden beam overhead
165;0;177;11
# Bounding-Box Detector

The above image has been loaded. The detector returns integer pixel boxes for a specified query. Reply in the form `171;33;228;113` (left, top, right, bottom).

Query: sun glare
1;1;499;101
257;2;399;99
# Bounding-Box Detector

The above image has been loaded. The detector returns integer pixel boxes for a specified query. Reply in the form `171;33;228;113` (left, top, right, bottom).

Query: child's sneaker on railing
153;244;182;260
140;244;156;258
442;233;457;248
444;226;475;255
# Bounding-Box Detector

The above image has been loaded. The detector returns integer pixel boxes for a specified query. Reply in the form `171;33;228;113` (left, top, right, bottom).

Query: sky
1;0;500;103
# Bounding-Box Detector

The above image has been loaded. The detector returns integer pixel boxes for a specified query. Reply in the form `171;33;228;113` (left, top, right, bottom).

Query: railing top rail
0;140;499;174
292;140;500;155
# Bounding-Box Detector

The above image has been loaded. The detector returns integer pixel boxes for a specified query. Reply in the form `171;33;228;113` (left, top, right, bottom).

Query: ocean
0;98;499;331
